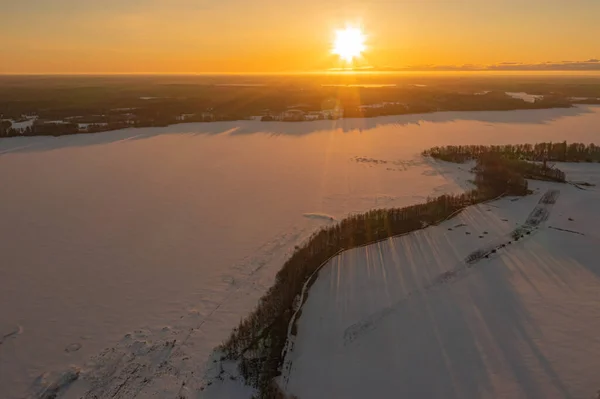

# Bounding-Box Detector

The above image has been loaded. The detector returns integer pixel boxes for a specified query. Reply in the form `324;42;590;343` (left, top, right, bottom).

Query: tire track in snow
280;193;507;384
343;189;560;346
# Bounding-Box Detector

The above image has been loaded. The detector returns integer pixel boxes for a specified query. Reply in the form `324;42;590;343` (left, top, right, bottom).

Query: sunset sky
2;0;599;74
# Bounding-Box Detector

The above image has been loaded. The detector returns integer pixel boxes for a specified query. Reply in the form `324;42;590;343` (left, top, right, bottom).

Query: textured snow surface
0;105;599;398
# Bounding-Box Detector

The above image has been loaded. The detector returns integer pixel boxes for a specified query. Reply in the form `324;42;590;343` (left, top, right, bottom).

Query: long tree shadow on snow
311;198;590;399
341;242;577;398
0;105;595;156
464;251;573;398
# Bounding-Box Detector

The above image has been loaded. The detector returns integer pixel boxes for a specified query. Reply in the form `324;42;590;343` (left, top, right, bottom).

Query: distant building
177;113;197;121
281;109;306;121
201;112;215;121
322;106;344;120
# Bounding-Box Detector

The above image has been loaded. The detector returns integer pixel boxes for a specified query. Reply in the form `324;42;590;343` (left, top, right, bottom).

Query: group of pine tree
0;121;126;138
423;142;600;164
217;143;589;398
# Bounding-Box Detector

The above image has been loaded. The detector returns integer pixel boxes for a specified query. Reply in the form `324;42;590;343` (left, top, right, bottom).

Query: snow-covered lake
1;105;600;398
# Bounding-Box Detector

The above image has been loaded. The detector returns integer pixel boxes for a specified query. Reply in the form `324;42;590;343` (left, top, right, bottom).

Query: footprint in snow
65;343;82;353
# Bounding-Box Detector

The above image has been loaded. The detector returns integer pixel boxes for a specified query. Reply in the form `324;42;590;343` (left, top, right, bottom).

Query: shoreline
0;103;578;140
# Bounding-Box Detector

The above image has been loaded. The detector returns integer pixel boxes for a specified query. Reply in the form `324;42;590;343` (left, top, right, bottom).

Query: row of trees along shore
219;149;569;398
0;121;142;138
422;142;600;163
0;121;79;137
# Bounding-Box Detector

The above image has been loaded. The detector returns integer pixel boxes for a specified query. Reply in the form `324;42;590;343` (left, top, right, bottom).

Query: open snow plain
1;105;600;398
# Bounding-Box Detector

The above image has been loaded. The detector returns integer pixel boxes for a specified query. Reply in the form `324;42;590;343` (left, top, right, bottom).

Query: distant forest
423;142;600;163
0;73;587;139
218;147;573;398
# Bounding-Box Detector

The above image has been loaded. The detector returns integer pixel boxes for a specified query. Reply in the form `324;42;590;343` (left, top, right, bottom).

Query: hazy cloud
487;60;600;71
360;59;600;72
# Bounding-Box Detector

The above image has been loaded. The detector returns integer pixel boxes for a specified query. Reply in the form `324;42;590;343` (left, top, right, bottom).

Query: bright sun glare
332;27;366;63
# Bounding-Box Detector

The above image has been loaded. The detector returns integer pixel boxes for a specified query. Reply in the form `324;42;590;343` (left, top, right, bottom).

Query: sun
332;26;366;63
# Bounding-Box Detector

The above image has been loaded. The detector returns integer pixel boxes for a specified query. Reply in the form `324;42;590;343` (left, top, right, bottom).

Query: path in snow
342;189;560;346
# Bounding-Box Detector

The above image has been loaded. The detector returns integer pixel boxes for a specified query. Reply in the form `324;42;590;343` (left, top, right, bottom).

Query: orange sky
1;0;599;74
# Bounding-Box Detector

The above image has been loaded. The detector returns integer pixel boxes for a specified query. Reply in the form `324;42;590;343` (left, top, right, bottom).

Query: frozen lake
1;105;599;398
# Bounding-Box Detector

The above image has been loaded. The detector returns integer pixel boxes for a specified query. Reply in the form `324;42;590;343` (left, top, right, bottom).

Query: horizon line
3;70;600;77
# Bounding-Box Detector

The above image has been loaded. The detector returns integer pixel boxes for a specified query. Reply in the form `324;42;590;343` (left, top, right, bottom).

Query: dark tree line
342;91;570;119
1;122;79;137
423;142;600;164
225;193;479;396
476;153;565;184
219;150;560;397
474;154;530;195
0;120;12;137
0;121;136;137
0;87;574;140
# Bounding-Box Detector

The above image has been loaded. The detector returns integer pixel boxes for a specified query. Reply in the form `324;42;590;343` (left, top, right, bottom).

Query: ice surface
0;105;599;398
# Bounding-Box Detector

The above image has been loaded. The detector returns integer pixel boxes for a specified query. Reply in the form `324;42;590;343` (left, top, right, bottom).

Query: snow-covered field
284;164;600;399
0;105;599;398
